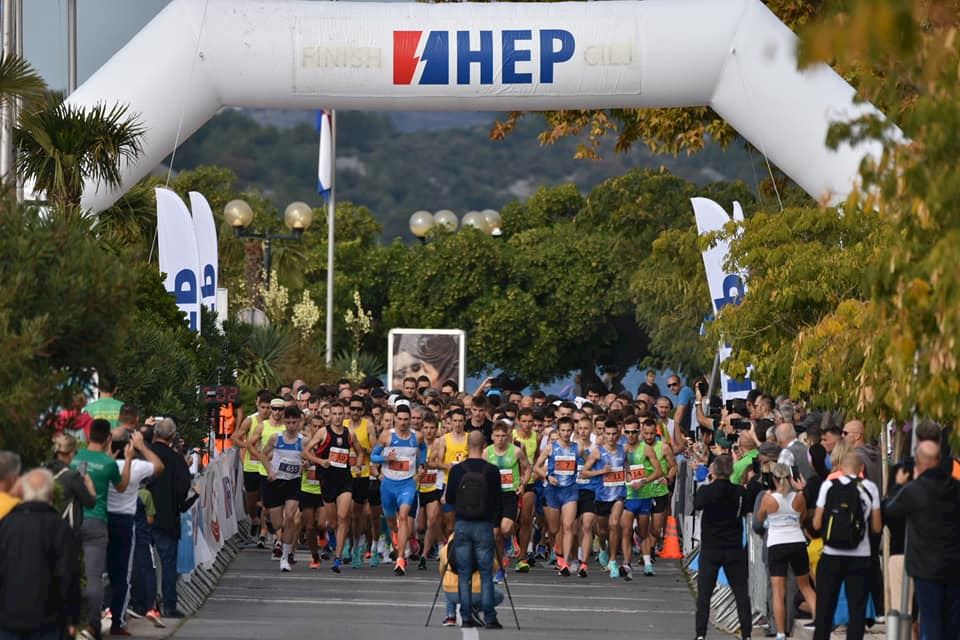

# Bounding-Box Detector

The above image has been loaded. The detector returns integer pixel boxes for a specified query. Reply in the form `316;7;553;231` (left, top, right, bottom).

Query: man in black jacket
883;441;960;640
149;418;192;619
444;430;503;630
693;454;752;640
0;468;76;640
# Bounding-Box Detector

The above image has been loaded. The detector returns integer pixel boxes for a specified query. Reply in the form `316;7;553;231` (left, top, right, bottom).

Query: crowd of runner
234;374;687;582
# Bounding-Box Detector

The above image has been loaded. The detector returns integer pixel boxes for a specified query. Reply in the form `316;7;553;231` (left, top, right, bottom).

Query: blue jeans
128;509;156;614
453;519;497;624
915;578;960;640
152;528;179;615
445;588;504;618
106;513;135;628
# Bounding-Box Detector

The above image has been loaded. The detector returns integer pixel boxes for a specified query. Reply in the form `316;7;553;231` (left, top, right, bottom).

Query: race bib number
628;464;646;483
603;466;625;488
576;463;590;485
329;447;349;468
555;455;576;475
388;459;411;472
499;468;515;491
421;470;437;486
279;461;301;475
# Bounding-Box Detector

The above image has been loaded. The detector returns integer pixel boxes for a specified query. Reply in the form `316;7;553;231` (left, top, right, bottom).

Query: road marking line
462;627;479;640
206;595;690;615
213;585;673;603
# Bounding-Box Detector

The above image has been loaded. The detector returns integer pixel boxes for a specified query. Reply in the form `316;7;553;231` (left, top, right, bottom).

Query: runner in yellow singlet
436;408;468;536
512;407;540;572
231;390;272;538
249;397;287;555
299;413;324;568
345;397;377;569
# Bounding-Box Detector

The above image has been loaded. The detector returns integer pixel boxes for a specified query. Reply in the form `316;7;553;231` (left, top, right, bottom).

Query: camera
696;380;709;397
730;418;751;430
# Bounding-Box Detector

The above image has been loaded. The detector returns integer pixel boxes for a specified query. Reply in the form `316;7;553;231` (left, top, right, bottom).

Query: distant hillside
169;109;762;241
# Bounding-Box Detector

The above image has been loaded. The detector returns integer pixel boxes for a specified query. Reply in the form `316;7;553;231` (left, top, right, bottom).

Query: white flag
156;187;201;333
691;197;753;401
189;191;218;314
317;110;332;201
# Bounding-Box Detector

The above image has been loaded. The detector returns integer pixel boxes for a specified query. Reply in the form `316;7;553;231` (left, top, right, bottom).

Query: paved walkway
168;547;696;640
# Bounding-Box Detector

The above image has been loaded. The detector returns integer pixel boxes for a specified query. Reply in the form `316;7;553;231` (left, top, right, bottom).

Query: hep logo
393;29;575;85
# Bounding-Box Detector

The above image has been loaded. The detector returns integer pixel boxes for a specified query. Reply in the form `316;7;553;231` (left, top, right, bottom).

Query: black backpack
823;477;866;549
455;467;490;520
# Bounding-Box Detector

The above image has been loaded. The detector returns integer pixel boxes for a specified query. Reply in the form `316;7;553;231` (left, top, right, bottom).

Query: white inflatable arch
67;0;883;212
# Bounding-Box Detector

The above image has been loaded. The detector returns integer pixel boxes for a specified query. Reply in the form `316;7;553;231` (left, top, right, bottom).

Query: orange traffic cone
660;515;683;559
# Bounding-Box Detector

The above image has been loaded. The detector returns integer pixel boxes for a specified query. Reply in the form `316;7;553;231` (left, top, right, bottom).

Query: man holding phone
71;419;133;640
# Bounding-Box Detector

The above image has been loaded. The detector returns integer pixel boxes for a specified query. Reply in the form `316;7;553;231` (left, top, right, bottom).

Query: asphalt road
172;546;698;640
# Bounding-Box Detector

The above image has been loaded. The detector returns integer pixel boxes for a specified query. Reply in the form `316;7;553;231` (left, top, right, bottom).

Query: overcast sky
24;0;171;90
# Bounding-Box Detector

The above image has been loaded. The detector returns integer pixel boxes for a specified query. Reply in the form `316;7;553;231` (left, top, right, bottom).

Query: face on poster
388;329;466;392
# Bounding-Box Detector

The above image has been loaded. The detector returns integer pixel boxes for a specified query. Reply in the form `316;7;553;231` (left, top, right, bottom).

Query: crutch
495;547;521;629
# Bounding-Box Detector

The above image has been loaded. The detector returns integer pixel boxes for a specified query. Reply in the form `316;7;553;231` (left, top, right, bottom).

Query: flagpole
325;110;335;366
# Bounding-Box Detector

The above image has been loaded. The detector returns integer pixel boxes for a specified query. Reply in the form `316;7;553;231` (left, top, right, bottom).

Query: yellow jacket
438;541;482;594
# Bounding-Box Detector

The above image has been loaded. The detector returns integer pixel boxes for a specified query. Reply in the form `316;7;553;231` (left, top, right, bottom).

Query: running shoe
309;558;321;569
287;553;297;565
343;540;352;562
370;551;381;568
515;560;530;573
393;558;406;576
352;552;363;570
548;549;557;567
622;562;633;582
418;556;428;571
494;568;505;583
644;562;655;576
578;562;588;578
328;530;337;553
558;560;571;577
256;535;266;549
332;558;342;574
598;549;609;567
608;560;620;579
145;610;165;628
535;544;548;560
409;537;422;559
280;557;291;572
272;540;282;559
442;617;457;627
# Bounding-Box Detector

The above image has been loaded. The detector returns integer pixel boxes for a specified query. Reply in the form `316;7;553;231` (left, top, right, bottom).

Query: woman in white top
756;463;817;640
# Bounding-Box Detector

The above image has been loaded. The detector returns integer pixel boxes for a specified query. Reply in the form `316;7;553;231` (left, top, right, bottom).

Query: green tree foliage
16;95;144;210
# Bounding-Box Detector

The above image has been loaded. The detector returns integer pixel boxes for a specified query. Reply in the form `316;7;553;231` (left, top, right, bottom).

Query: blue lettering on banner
394;28;575;86
502;30;533;84
714;274;746;311
201;264;216;309
173;268;199;332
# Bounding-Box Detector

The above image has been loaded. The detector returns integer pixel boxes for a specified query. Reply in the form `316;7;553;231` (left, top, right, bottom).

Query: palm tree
0;54;45;105
15;94;144;210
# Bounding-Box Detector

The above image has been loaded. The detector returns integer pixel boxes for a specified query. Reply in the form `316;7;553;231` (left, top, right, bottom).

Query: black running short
299;491;323;510
500;491;519;522
352;476;370;504
322;477;353;504
576;489;596;516
767;542;810;577
652;495;669;514
262;478;299;508
243;471;262;493
419;489;442;507
595;499;623;518
368;479;382;506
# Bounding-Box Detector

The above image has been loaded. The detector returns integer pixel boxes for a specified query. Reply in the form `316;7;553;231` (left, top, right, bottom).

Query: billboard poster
387;329;466;392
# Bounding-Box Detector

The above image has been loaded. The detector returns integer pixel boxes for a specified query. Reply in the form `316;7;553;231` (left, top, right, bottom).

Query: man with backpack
812;452;882;640
444;430;503;630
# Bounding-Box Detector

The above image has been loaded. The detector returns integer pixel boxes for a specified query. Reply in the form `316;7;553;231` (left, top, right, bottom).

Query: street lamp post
409;208;502;240
224;199;314;289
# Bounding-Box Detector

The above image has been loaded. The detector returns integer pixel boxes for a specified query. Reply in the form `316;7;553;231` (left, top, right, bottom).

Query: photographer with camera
693;454;752;640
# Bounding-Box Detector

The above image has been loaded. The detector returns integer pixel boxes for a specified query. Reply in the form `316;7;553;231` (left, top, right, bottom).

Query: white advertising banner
691;197;753;401
156;187;201;333
189;191;219;315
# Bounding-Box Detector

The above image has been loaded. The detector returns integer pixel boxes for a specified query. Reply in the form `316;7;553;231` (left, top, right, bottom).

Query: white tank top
766;491;806;547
